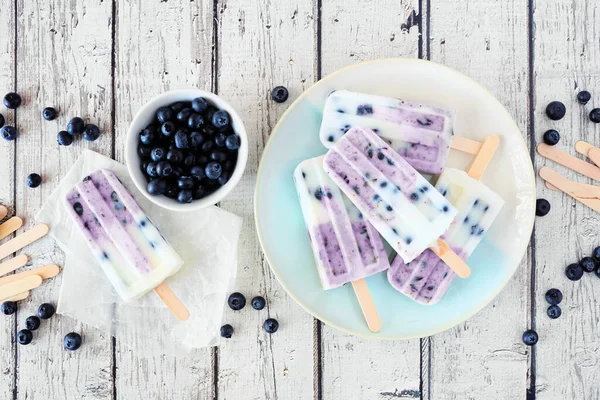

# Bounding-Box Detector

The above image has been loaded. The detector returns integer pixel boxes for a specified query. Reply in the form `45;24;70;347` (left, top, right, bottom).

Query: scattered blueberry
161;121;176;137
592;246;600;263
83;124;100;141
577;90;591;105
251;296;266;310
565;263;584;281
205;162;222;180
42;107;58;121
271;86;289;103
156;161;172;177
0;113;4;128
263;318;279;334
67;117;85;136
192;97;209;113
1;125;17;140
228;292;246;311
140;127;156;146
17;329;33;345
25;316;40;331
174;130;189;149
37;303;55;319
156;107;174;124
64;332;82;351
522;329;538;346
57;130;73;146
27;173;42;188
225;135;240;150
212;110;230;129
3;92;21;109
545;288;562;305
580;256;597;273
547;305;562;319
536;199;551;216
220;324;234;338
590;108;600;123
542;130;560;146
1;301;17;315
147;178;168;195
188;113;205;129
546;101;566;120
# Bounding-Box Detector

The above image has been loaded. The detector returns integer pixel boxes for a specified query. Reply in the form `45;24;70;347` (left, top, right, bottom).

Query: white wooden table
1;0;598;399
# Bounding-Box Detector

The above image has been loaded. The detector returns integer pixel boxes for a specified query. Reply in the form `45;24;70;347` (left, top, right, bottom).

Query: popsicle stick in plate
0;254;29;277
349;279;381;333
0;205;7;221
0;264;60;286
0;217;24;241
537;143;600;182
0;275;42;302
0;224;49;261
153;282;190;321
451;136;483;155
539;167;600;214
6;290;30;302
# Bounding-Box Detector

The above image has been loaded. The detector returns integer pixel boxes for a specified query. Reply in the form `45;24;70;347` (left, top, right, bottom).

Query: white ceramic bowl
125;89;248;211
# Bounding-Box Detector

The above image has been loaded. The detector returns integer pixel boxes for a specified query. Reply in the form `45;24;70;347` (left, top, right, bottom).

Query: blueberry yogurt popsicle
65;169;184;301
319;90;455;175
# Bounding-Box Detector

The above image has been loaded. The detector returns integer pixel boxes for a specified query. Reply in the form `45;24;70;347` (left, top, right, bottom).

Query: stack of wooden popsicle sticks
537;141;600;213
0;206;60;302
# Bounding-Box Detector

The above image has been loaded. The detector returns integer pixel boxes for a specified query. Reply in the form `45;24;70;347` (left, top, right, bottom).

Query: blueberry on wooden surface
228;292;246;311
577;90;591;105
547;305;561;319
57;130;73;146
1;125;17;141
590;108;600;123
1;301;17;315
17;329;33;345
67;117;85;136
263;318;279;334
545;101;566;120
565;263;584;281
27;173;42;188
25;316;41;331
220;324;234;338
3;92;21;109
251;296;266;310
542;129;560;146
522;329;538;346
271;86;289;103
37;303;55;319
536;199;551;216
545;288;562;305
83;124;100;141
64;332;82;351
580;257;597;273
42;107;58;121
0;113;4;128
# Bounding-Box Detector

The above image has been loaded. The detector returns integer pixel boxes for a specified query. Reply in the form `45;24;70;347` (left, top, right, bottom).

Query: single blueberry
138;144;152;159
577;90;591;105
146;162;158;177
190;165;206;180
596;267;600;279
225;134;240;150
580;256;597;273
205;105;218;122
201;140;214;153
171;166;183;178
536;199;550;216
228;292;246;310
25;316;40;331
214;133;227;148
3;92;21;109
189;131;204;148
169;102;187;113
543;130;560;146
0;113;4;128
147;178;168;195
593;246;600;263
42;107;58;121
64;332;83;351
205;162;222;180
212;110;230;129
188;113;205;129
547;305;562;319
177;176;195;190
202;125;216;137
522;329;538;346
251;296;266;310
220;324;234;338
192;97;209;113
263;318;279;334
67;117;85;136
37;303;55;319
27;173;42;188
546;101;566;120
139;127;156;146
217;171;229;186
210;151;227;162
83;124;100;141
1;301;17;315
177;108;193;122
271;86;289;103
590;108;600;123
174;130;190;149
177;190;193;204
165;181;179;199
156;106;174;123
545;288;563;305
73;202;84;216
161;121;176;137
357;104;374;115
1;125;17;141
193;185;207;199
166;149;184;164
17;329;33;345
150;147;166;162
183;153;196;168
565;263;584;281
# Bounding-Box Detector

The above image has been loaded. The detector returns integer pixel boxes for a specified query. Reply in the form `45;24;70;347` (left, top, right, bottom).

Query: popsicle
387;135;503;304
319;90;456;174
294;156;389;332
323;126;471;278
65;169;189;320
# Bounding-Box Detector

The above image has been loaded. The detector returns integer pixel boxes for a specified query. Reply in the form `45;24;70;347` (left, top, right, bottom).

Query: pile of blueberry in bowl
125;90;247;211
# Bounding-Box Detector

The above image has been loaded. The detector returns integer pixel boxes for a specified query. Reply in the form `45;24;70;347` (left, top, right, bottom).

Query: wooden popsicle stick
451;136;482;155
5;290;30;302
0;275;42;302
0;264;60;286
0;205;7;221
467;135;500;180
351;278;381;333
588;148;600;168
0;224;49;260
0;217;23;241
537;143;600;182
432;238;471;278
544;180;600;197
153;282;190;321
0;254;29;277
575;140;596;158
539;167;600;213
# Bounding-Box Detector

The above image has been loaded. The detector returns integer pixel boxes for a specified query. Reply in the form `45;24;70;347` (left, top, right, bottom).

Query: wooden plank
14;0;115;398
216;1;316;399
319;1;422;399
0;0;16;397
427;0;531;398
113;1;215;398
532;1;600;399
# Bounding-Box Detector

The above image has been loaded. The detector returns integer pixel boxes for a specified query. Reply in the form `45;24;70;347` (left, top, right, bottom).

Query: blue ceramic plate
254;59;535;339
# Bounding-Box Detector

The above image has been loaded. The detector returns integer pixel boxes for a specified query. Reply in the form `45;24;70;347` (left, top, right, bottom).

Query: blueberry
17;329;33;345
193;185;207;199
169;102;187;113
202;125;216;137
522;329;538;346
42;107;58;121
0;113;4;128
536;199;550;216
83;124;100;141
183;153;196;168
156;106;174;123
206;106;218;122
271;86;289;103
165;181;179;199
189;131;204;148
592;246;600;263
138;144;152;159
210;151;227;163
3;92;21;109
201;140;214;153
190;97;208;113
174;130;190;149
546;101;566;120
590;108;600;123
171;166;183;178
56;130;73;146
161;121;176;137
228;292;246;310
188;113;205;129
140;127;156;146
214;133;226;147
545;288;563;305
1;301;17;315
67;117;85;136
205;162;222;180
147;178;168;195
177;190;193;203
176;108;193;122
212;110;230;129
64;332;82;351
542;130;560;146
190;166;206;180
263;318;279;334
580;256;597;273
27;173;42;188
577;90;591;105
220;324;234;338
166;149;183;164
146;162;158;177
25;316;40;331
151;147;166;162
251;296;266;310
217;171;229;186
565;263;584;281
177;176;195;190
547;305;562;319
197;154;209;165
225;134;240;150
1;125;17;140
596;267;600;279
156;161;172;177
37;303;55;319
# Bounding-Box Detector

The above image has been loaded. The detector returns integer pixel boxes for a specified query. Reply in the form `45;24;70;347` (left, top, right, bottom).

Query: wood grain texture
113;0;214;398
14;0;114;398
533;1;600;399
216;1;317;399
427;1;531;398
319;1;422;399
